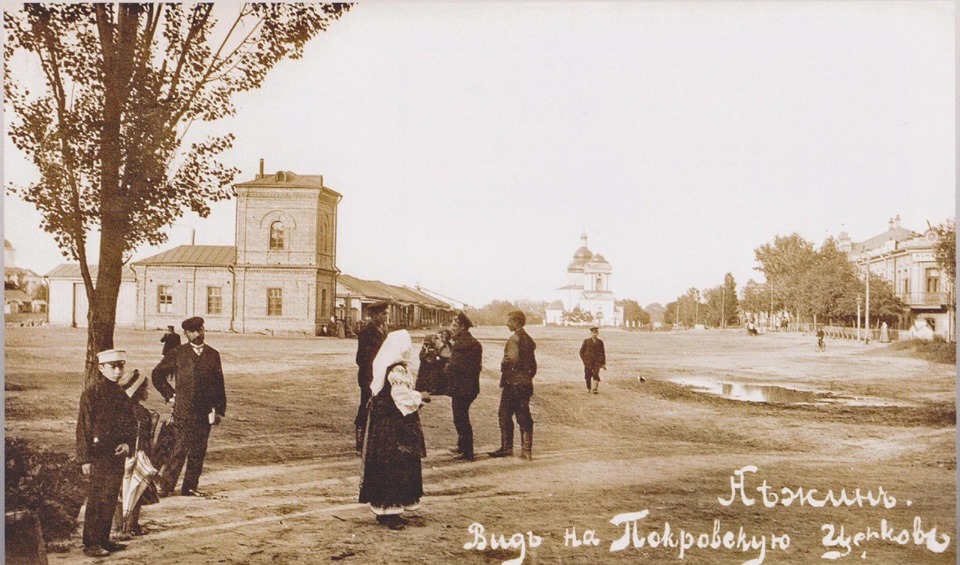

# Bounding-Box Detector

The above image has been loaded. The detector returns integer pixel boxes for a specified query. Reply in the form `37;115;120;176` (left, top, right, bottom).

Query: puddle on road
670;377;907;407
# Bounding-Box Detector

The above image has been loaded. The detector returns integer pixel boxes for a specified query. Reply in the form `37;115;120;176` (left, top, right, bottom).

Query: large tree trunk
84;4;139;388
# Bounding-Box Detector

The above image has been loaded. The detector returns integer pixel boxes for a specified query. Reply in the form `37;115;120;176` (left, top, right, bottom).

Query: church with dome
544;233;624;327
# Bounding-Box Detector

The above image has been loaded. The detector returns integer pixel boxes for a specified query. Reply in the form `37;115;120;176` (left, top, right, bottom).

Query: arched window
270;221;285;250
596;275;603;290
276;172;287;182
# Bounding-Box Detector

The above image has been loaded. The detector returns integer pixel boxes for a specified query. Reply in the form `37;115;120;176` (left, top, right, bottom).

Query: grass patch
891;337;957;365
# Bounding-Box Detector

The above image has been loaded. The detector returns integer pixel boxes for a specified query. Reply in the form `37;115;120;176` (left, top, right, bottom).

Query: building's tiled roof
5;289;31;303
852;226;920;254
338;274;451;309
234;171;343;198
45;264;137;281
133;245;236;267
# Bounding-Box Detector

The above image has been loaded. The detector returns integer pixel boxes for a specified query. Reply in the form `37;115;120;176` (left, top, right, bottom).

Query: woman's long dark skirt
359;381;426;510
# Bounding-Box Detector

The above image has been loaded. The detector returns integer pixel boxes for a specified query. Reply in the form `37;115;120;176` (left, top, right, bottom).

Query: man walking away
579;326;606;394
355;301;389;455
152;317;226;497
489;311;538;461
441;311;482;460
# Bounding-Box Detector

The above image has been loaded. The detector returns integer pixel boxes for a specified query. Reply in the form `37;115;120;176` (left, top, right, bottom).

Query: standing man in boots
488;310;538;461
579;326;606;394
77;349;137;557
355;301;389;455
441;311;482;460
152;317;227;497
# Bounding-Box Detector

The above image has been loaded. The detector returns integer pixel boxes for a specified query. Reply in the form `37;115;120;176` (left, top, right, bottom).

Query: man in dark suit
441;311;482;460
161;325;181;356
152;316;226;497
354;301;389;455
579;326;606;394
76;349;137;557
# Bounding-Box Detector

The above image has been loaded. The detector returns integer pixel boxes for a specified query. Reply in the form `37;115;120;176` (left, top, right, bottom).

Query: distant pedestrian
580;326;606;394
489;311;538;461
359;330;430;530
76;349;137;558
355;302;389;455
441;312;482;460
152;317;227;497
161;325;181;357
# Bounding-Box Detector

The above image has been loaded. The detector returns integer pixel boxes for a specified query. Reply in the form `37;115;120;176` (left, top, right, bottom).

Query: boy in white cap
76;349;138;557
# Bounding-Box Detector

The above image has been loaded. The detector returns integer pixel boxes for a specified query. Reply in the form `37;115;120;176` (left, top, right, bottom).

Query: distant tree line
466;299;547;327
466;298;653;328
663;273;740;328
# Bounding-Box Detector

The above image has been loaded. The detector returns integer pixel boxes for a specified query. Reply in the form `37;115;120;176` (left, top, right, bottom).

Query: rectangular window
267;288;283;316
157;285;173;313
926;268;940;293
207;286;222;315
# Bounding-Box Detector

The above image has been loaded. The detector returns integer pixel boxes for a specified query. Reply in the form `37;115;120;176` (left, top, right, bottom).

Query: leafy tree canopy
4;3;351;384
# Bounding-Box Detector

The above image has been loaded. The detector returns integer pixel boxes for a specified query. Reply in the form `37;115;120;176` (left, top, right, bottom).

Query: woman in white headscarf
359;330;430;529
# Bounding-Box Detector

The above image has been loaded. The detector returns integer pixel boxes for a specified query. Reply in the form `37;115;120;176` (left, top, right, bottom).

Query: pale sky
3;2;956;307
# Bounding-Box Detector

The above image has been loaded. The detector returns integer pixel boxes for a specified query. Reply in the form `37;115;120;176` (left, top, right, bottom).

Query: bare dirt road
5;325;956;564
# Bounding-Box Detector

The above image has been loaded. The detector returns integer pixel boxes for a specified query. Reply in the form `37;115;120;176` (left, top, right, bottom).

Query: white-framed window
926;268;940;293
267;288;282;316
270;221;285;250
157;285;173;313
207;286;222;315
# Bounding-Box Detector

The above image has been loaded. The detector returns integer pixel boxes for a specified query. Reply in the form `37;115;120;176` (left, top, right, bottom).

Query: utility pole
865;262;871;343
721;287;726;329
856;295;862;342
768;283;774;330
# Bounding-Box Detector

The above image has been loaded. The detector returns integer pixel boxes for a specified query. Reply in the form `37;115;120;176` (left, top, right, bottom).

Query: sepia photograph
3;2;956;563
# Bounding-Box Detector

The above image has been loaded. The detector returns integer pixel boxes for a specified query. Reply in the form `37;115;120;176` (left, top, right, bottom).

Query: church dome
590;253;609;265
585;253;612;273
567;232;593;271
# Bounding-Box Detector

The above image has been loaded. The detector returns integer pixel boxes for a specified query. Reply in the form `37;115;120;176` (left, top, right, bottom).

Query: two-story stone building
839;215;954;340
131;167;341;334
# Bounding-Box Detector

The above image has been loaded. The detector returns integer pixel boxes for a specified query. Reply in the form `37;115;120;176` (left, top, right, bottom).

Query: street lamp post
856;295;862;342
864;263;871;344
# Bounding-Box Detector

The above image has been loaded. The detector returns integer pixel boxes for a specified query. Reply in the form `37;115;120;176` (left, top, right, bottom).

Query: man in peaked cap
579;326;606;394
354;302;390;454
152;317;226;497
161;325;181;357
77;349;137;557
441;311;482;460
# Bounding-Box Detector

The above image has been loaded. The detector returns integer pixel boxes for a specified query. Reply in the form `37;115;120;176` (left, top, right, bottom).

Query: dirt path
6;326;954;564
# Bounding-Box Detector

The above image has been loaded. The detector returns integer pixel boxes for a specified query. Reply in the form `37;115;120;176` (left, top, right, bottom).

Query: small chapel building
545;233;624;327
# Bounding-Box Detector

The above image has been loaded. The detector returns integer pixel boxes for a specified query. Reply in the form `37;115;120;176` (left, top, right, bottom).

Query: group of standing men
76;317;227;558
354;305;538;462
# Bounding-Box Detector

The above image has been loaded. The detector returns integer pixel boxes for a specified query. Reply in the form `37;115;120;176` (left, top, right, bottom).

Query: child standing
114;369;161;537
76;349;137;557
